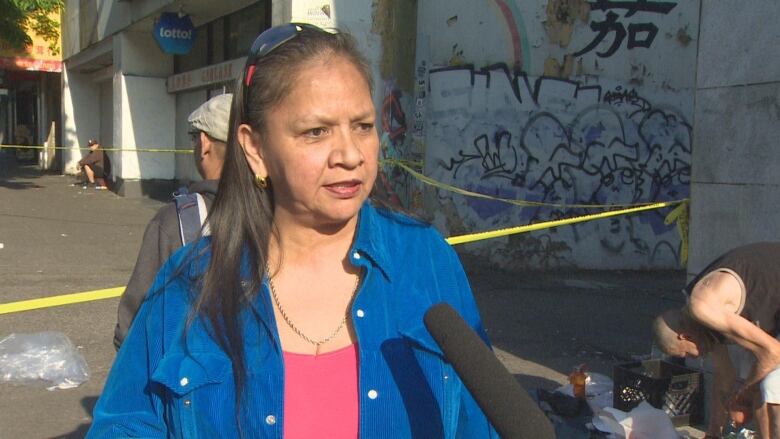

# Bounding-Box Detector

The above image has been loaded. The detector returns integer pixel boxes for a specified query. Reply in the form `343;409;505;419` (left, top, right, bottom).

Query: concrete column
689;1;780;427
61;65;100;174
174;89;208;183
112;30;176;197
688;0;780;275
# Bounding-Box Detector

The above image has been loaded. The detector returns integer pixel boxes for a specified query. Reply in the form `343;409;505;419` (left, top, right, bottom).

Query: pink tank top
282;344;359;438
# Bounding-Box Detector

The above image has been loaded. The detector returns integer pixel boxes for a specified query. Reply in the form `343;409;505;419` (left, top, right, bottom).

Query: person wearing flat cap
113;93;233;349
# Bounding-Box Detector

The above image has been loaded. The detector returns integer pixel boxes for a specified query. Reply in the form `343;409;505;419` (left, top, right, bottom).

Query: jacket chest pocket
397;324;463;438
152;352;233;439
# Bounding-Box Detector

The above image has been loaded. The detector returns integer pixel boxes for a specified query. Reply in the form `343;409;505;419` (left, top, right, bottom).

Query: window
174;24;208;73
173;2;269;74
225;2;268;60
211;19;225;64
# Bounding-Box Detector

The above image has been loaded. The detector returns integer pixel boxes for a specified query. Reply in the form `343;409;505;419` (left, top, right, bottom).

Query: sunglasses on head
243;23;326;88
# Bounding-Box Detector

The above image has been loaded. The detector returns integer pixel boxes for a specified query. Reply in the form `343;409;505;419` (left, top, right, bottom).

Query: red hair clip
245;65;257;87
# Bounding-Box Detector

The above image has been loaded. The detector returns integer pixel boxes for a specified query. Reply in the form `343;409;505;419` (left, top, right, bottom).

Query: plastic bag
593;401;678;439
725;428;757;439
0;331;90;390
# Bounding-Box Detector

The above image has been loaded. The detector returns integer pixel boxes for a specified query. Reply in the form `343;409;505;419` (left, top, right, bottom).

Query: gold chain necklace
267;270;360;354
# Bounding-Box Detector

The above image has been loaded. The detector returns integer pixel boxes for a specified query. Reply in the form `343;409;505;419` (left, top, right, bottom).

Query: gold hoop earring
254;174;268;189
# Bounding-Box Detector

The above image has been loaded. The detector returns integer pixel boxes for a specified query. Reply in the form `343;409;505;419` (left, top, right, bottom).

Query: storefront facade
61;0;269;197
167;2;268;185
61;0;380;197
0;28;62;167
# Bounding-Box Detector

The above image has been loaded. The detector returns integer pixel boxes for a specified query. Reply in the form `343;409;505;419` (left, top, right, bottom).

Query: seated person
76;139;107;190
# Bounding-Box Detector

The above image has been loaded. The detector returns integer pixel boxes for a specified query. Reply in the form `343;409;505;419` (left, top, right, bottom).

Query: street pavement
0;152;704;438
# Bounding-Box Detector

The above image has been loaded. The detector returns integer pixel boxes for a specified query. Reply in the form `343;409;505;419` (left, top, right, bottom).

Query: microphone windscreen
424;303;555;439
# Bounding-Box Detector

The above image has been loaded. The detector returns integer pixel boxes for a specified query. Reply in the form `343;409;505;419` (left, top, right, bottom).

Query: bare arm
689;272;780;386
78;152;96;167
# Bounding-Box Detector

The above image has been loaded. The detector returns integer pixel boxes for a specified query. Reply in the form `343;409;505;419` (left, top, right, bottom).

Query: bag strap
174;190;208;245
196;193;210;237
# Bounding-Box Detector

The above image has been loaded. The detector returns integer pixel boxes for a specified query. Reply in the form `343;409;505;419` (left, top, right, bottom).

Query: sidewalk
0;153;166;438
0;153;704;438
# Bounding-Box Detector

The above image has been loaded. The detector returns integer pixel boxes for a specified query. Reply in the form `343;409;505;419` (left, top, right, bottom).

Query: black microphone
424;302;555;439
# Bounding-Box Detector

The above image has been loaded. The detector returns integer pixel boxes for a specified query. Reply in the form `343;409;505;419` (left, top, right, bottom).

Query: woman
88;23;496;438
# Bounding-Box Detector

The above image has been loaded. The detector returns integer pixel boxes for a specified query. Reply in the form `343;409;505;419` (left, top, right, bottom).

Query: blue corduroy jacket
87;202;498;438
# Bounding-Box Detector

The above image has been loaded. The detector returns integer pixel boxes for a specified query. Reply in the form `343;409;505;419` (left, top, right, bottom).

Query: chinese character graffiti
573;0;677;58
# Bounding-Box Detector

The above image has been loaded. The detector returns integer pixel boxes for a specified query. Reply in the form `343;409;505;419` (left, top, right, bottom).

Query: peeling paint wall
371;0;418;93
413;0;699;269
370;0;424;209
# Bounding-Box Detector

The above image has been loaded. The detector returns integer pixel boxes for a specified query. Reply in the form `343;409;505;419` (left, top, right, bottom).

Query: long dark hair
193;24;373;414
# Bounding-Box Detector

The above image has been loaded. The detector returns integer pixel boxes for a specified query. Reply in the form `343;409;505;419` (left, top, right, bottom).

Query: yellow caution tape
0;155;689;315
0;286;124;315
664;199;689;265
384;159;686;209
0;144;191;153
381;158;689;251
0;201;683;315
445;200;680;245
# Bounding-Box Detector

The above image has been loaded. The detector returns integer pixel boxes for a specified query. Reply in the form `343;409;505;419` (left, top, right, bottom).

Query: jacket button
265;415;276;425
367;389;378;399
183;399;191;408
356;309;365;318
179;377;189;387
353;251;361;260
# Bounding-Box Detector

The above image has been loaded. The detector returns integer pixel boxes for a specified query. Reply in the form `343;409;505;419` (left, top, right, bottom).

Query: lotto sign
154;13;196;55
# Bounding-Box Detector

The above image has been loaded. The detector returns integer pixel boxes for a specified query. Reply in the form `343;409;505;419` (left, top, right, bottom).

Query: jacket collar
200;201;398;282
353;201;395;281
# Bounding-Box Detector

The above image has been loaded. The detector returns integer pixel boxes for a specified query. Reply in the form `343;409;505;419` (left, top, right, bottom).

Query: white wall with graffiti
396;0;699;269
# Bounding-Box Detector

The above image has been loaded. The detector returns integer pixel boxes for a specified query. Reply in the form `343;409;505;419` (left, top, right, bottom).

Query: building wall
174;89;208;183
62;0;262;196
290;0;384;111
62;0;80;60
408;0;699;269
98;79;112;151
61;66;100;171
110;30;175;195
59;1;779;275
116;75;175;181
688;0;780;276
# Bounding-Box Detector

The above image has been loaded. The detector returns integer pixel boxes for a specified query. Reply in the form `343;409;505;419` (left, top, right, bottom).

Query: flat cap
188;93;233;143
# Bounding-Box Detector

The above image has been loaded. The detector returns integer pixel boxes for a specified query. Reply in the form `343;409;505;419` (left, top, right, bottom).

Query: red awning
0;56;62;73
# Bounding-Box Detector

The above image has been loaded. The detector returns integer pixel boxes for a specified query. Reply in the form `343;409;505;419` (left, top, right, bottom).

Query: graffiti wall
412;0;699;269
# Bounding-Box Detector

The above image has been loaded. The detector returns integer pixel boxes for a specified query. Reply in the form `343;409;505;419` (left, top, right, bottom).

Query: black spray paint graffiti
573;0;677;58
603;86;651;117
437;103;691;210
517;105;691;206
428;65;691;266
441;130;531;185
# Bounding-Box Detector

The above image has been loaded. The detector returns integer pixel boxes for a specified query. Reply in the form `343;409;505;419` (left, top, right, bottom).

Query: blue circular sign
154;12;197;55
